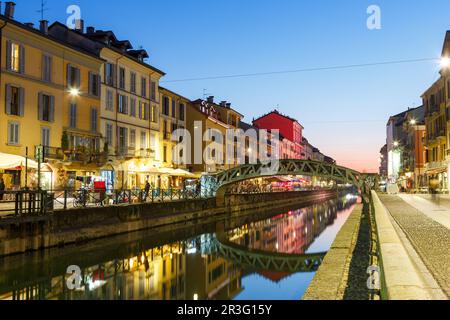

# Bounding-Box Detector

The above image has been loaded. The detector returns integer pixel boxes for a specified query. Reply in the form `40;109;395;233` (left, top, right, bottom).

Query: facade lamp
69;88;80;96
393;141;399;148
440;57;450;69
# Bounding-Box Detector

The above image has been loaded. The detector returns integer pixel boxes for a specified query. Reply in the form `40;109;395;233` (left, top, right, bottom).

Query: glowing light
393;141;399;147
193;294;198;300
141;255;145;264
129;258;135;269
441;57;450;69
70;88;80;96
410;119;417;125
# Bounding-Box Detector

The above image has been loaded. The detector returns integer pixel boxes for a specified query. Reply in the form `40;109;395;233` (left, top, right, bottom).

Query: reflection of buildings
0;197;356;301
227;198;350;255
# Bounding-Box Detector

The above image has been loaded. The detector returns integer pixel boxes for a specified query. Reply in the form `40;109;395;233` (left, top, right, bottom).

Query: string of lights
161;57;438;83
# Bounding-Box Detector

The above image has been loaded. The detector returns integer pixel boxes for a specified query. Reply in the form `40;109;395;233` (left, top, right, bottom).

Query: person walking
144;181;151;201
0;178;5;201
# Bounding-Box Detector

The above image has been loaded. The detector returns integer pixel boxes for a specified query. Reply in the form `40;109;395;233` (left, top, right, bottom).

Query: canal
0;193;358;300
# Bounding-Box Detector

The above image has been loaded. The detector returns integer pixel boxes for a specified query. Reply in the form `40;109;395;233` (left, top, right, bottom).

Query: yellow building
48;22;165;190
0;9;103;190
422;31;450;192
159;87;189;189
187;96;243;174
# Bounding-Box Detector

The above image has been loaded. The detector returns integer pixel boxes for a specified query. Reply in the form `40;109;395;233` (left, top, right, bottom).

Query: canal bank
0;189;338;257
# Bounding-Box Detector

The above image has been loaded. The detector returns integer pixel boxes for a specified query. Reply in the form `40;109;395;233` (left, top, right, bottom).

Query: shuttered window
38;93;55;122
6;41;25;73
90;108;98;132
130;98;136;117
130;129;136;148
130;72;136;93
118;94;128;114
67;64;81;88
69;104;77;128
5;85;24;117
140;131;147;149
7;122;20;145
89;72;100;96
105;123;113;147
119;67;126;89
106;90;114;111
42;54;52;82
141;77;147;97
41;127;51;147
105;63;115;86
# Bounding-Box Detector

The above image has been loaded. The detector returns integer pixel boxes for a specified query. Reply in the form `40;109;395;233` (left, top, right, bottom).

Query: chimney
86;26;95;34
226;103;231;109
39;20;48;34
75;19;84;32
207;96;214;103
4;2;15;19
220;101;227;107
25;22;34;28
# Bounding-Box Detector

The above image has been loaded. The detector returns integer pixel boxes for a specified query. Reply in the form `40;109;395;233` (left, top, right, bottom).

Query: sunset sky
13;0;450;172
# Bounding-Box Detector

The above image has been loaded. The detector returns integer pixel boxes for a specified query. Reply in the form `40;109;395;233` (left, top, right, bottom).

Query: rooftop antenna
37;0;49;21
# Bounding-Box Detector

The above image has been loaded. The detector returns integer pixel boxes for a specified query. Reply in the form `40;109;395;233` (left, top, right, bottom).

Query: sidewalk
377;193;450;299
398;194;450;229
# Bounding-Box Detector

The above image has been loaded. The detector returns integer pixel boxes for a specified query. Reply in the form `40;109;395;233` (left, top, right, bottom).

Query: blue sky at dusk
11;0;450;172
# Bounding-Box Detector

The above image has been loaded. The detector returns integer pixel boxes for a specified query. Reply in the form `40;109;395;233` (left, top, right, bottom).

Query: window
140;102;149;120
118;127;128;154
140;131;147;149
7;41;24;73
151;105;157;123
162;96;170;115
171;122;178;133
130;72;136;93
130;129;136;148
179;103;185;121
105;123;113;147
90;108;98;132
118;94;128;114
38;93;55;122
8;122;20;145
163;120;169;140
89;73;100;96
69;104;77;128
67;64;80;88
172;99;176;118
130;98;136;117
5;85;24;116
163;145;167;163
105;63;115;86
41;127;50;147
42;55;52;82
151;81;156;100
141;77;147;97
106;90;114;111
119;67;126;89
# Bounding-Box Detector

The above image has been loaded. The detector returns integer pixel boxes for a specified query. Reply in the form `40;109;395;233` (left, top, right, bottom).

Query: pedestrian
144;180;151;201
0;178;5;201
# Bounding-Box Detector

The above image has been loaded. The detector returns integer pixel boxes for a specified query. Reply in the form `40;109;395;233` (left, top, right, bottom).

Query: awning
0;153;39;170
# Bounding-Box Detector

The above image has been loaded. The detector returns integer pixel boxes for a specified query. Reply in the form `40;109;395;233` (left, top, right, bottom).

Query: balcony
137;148;155;158
34;146;64;161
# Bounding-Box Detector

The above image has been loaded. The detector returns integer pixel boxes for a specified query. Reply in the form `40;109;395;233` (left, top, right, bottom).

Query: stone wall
0;190;337;257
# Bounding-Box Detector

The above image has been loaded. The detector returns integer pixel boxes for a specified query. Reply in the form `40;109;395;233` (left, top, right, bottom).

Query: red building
253;110;304;160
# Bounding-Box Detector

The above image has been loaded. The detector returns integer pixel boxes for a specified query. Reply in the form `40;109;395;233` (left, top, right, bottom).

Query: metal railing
45;187;216;211
0;190;51;218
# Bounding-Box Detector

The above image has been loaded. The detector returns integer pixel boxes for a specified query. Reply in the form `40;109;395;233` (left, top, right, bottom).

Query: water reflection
0;194;358;301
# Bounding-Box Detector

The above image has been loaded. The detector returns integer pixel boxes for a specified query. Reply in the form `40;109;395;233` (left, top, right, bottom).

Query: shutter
117;93;120;112
145;103;149;120
139;102;142;119
50;96;55;122
6;41;12;70
19;87;25;116
67;64;72;86
41;55;46;80
19;45;25;74
125;96;129;114
48;56;53;82
38;93;44;121
88;72;93;94
5;85;11;115
75;68;81;88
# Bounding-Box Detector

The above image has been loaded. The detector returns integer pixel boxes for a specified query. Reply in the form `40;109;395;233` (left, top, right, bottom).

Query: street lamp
393;141;399;148
441;57;450;69
69;88;80;96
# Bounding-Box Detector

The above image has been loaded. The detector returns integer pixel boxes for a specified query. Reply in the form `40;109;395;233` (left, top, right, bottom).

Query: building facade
0;7;103;191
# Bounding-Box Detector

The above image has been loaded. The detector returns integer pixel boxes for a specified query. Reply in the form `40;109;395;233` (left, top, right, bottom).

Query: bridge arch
211;160;377;204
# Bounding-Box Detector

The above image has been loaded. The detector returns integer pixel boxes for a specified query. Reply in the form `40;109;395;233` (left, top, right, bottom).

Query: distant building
379;144;388;178
253;110;304;160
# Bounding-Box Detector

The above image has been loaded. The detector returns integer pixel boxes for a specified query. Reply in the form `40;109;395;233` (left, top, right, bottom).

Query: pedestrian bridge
210;234;326;273
211;160;377;197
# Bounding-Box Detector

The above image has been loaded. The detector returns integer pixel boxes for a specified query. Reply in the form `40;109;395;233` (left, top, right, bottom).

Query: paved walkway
377;193;450;299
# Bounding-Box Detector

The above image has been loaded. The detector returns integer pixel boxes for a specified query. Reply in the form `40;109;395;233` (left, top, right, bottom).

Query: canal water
0;193;358;301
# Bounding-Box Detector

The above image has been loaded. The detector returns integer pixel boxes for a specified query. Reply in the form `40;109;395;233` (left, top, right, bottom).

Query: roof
253;110;304;128
0;15;104;63
48;22;165;76
191;99;244;118
239;121;259;131
387;105;423;126
159;86;192;102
